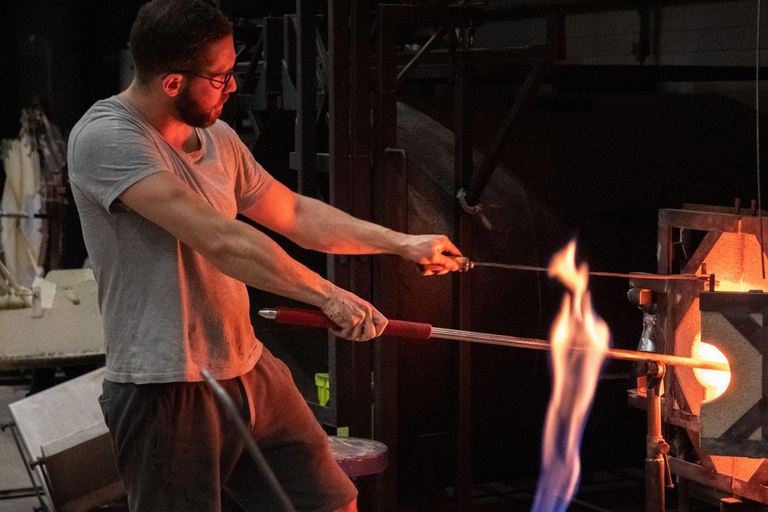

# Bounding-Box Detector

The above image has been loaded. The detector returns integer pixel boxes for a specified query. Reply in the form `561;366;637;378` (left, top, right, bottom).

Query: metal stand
640;362;671;512
0;421;50;512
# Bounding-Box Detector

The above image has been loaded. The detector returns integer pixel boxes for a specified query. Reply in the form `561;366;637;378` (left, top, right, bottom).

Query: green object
315;373;330;406
336;427;349;438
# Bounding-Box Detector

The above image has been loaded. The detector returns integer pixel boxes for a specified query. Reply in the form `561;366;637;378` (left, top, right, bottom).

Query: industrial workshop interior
6;0;768;510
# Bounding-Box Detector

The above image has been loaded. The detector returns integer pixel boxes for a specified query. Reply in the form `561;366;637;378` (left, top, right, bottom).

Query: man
67;1;461;511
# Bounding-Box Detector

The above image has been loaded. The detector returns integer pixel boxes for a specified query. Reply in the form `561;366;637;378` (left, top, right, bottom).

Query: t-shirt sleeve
68;118;167;213
227;128;275;213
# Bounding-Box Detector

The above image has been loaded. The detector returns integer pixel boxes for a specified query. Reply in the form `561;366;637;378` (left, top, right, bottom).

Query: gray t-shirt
68;96;274;384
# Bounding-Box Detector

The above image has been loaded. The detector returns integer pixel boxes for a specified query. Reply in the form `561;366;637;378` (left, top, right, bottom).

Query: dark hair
129;0;233;83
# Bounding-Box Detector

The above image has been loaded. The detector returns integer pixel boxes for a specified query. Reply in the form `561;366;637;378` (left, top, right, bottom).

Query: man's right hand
321;287;388;342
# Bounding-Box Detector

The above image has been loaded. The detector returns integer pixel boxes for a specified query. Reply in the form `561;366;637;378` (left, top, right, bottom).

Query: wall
477;1;768;106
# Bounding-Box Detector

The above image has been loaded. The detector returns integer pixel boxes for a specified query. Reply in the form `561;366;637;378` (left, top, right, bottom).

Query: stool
328;436;388;478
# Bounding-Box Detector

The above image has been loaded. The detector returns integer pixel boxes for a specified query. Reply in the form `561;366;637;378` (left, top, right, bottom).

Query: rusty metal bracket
457;188;492;230
456;188;481;216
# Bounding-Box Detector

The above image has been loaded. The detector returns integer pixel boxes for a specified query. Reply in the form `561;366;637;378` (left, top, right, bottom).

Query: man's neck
119;84;197;151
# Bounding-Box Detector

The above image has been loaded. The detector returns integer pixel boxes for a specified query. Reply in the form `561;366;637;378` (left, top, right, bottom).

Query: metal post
327;0;351;431
296;0;317;197
644;363;667;512
349;0;374;442
452;36;473;511
350;0;373;300
374;6;401;511
637;0;651;65
546;12;566;62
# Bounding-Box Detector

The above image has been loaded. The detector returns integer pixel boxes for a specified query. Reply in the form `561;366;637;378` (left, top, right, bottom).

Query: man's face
174;35;237;128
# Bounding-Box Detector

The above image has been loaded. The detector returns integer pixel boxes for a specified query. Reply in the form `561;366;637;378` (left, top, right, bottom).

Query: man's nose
226;74;238;94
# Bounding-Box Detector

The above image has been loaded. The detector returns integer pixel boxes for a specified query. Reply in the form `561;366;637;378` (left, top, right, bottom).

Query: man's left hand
401;235;463;276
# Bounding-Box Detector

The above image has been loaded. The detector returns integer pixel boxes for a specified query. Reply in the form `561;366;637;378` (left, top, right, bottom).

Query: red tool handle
273;307;433;340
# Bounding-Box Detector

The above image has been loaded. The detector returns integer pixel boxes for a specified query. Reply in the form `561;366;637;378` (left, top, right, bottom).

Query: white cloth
1;133;44;288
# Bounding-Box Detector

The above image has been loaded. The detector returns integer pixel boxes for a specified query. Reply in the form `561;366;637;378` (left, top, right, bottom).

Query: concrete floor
438;470;649;512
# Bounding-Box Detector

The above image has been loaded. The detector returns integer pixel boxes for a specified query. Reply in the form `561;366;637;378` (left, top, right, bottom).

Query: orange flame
532;241;610;512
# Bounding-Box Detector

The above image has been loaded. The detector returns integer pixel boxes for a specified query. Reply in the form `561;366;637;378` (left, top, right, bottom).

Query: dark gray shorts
98;347;357;512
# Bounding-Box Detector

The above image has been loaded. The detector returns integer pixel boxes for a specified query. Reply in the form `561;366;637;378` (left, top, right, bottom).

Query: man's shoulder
69;97;152;150
67;96;166;191
73;96;126;129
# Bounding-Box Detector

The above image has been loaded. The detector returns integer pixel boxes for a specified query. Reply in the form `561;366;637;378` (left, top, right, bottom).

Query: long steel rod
430;327;729;372
469;261;704;281
423;257;706;281
260;308;730;373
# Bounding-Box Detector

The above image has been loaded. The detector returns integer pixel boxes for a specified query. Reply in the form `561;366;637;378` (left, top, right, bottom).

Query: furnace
629;204;768;507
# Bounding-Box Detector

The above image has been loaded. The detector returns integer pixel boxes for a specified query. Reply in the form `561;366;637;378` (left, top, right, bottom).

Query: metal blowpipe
258;307;729;373
421;256;704;281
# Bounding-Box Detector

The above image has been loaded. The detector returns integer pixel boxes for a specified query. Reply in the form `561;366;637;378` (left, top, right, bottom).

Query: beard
174;86;222;128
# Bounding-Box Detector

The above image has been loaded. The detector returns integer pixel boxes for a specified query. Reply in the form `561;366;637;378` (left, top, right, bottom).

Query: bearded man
67;1;461;511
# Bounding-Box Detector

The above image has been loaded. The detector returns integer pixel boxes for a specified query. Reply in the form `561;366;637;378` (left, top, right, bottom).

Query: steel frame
628;206;768;508
0;421;50;512
452;34;475;511
629;206;768;435
670;457;768;506
655;207;768;433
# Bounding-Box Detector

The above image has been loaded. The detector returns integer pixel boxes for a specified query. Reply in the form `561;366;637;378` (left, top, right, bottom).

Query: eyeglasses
175;70;234;90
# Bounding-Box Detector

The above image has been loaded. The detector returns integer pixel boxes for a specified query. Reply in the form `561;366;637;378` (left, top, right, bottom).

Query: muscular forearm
206;218;334;307
207;218;392;340
240;179;461;273
289;195;407;255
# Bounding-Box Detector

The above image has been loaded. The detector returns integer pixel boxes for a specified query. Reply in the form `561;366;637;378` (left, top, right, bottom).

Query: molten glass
532;241;610;512
692;335;731;402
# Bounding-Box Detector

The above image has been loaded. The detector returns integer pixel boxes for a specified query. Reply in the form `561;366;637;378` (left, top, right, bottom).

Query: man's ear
162;74;184;97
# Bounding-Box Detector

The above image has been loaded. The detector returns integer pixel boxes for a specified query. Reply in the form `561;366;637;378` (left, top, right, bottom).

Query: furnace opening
692;334;731;402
